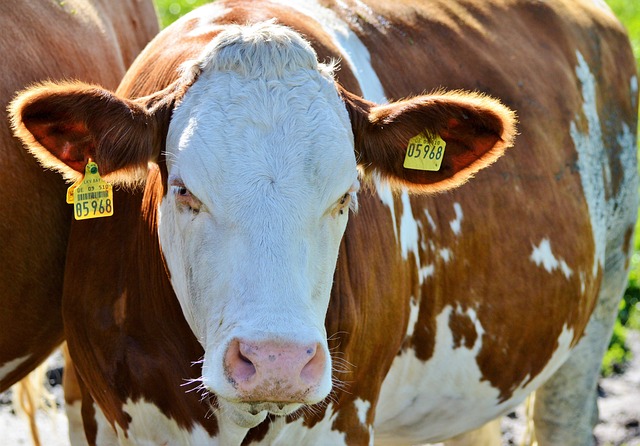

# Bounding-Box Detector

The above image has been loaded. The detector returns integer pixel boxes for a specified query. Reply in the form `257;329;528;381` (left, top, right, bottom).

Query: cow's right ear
339;85;516;193
9;81;173;184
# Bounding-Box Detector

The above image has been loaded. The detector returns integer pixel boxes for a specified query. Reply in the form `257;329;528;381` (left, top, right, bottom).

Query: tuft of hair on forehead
194;20;333;79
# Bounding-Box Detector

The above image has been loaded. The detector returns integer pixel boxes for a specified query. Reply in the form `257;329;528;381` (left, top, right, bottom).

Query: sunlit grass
154;0;210;28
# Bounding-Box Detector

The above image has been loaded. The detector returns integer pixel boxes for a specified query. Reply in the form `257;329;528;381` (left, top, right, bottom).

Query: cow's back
0;0;159;389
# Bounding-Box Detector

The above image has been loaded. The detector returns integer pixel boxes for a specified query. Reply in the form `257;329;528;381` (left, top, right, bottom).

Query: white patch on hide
571;52;638;290
439;248;452;263
354;398;371;426
570;51;607;277
449;202;463;236
530;238;573;279
374;178;398;242
373;307;576;444
406;298;421;338
92;402;120;445
580;271;587;296
265;403;348;445
114;399;213;445
400;190;420;266
424;209;437;231
66;401;89;446
419;263;435;285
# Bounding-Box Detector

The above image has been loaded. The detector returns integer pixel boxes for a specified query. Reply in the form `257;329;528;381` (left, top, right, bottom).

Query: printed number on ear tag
68;161;114;220
403;134;447;171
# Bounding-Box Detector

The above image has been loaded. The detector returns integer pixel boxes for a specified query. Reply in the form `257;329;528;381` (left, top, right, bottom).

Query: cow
9;0;638;445
0;0;158;438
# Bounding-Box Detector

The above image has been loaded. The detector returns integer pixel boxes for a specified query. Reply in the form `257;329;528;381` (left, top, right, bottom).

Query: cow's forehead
165;23;357;212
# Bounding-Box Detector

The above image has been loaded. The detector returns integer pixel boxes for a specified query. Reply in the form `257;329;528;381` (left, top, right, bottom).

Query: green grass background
154;0;209;27
152;0;640;375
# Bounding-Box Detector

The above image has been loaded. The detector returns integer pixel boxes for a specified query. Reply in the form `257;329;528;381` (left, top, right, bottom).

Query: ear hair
9;80;189;186
338;84;517;193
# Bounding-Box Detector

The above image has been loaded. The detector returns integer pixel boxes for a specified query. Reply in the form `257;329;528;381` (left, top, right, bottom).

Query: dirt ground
1;332;639;445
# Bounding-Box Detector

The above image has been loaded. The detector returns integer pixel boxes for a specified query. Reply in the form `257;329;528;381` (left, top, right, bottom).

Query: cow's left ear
9;81;174;184
339;86;517;193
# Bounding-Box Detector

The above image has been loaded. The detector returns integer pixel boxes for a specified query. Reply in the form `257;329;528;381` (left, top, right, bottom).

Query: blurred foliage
603;251;640;375
153;0;640;374
602;274;640;375
603;1;640;376
154;0;210;28
606;0;640;68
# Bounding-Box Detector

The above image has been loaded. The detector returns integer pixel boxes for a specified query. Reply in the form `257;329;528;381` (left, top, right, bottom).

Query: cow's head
10;23;515;427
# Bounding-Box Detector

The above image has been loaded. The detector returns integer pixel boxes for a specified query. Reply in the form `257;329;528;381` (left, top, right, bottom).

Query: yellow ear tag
403;134;446;171
65;177;81;204
71;161;114;220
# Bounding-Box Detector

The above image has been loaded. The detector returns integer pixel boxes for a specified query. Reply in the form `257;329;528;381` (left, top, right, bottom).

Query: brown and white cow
0;0;158;440
9;0;638;445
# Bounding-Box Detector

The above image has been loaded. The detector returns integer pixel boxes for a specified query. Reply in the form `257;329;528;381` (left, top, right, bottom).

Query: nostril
225;340;257;384
300;343;325;385
239;350;252;365
306;346;315;356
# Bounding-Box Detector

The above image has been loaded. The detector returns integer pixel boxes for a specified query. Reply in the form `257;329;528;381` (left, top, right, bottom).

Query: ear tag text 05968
403;133;447;171
68;161;114;220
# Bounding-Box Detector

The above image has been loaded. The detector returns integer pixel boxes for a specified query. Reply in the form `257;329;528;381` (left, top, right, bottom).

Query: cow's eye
170;179;202;213
331;191;358;218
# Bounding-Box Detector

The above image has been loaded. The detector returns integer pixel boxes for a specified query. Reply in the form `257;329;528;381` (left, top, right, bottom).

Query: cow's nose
223;338;326;402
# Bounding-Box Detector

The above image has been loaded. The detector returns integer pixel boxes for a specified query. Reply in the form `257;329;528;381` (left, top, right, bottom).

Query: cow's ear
9;81;173;184
340;86;517;193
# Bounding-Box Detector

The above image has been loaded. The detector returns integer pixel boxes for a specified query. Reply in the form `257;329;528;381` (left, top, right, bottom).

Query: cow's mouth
218;398;303;428
247;401;302;416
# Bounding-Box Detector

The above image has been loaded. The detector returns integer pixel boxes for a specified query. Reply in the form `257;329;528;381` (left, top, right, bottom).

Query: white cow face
158;24;358;425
